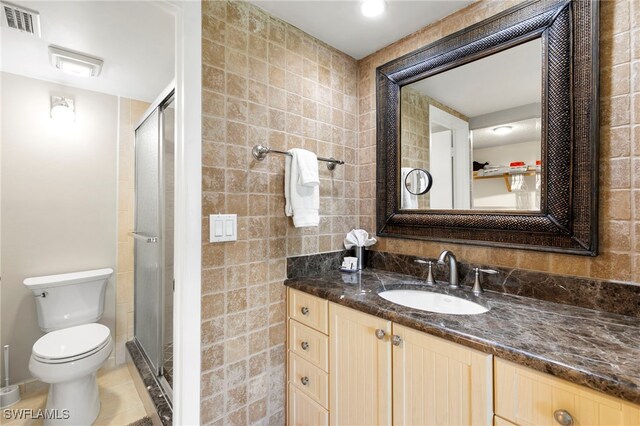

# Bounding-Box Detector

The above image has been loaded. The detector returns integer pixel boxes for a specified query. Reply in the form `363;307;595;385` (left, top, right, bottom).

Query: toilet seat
32;323;111;364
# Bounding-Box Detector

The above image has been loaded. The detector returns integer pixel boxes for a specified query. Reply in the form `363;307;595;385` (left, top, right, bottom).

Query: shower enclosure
131;87;175;401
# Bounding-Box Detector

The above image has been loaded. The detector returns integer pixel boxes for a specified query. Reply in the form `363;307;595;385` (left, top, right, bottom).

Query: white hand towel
401;167;418;209
292;148;319;186
284;149;320;227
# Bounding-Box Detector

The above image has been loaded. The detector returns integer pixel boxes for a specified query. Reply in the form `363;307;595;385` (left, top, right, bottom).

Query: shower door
133;89;174;400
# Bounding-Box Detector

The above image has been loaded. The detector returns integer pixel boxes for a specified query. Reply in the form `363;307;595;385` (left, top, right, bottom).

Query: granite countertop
285;268;640;405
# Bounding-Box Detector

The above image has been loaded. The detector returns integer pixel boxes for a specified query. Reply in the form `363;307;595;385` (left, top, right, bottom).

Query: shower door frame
133;84;175;403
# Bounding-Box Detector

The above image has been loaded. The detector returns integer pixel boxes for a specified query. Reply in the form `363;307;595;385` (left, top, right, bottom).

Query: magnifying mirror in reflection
402;168;433;209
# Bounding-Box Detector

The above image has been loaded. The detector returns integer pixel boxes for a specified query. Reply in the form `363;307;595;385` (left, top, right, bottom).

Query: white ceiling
1;1;174;102
249;0;473;60
408;39;542;118
472;117;541;149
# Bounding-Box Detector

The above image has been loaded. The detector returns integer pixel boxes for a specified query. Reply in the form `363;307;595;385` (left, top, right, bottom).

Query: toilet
24;268;114;425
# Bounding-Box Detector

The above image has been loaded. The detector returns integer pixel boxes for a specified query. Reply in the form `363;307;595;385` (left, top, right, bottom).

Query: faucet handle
414;259;435;285
472;268;498;296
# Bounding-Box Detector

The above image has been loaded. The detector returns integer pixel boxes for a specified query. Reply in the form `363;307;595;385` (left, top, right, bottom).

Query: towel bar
251;144;344;171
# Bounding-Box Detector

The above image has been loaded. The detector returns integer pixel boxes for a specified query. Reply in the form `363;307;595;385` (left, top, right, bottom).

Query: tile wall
200;1;358;423
357;0;640;284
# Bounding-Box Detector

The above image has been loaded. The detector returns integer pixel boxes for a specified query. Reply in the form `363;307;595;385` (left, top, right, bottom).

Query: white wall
1;72;118;383
473;140;539;209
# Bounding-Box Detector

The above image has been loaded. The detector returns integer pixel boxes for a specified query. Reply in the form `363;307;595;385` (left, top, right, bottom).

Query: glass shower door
133;89;175;401
133;108;163;375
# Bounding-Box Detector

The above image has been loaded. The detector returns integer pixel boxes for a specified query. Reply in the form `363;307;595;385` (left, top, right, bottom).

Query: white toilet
24;268;114;426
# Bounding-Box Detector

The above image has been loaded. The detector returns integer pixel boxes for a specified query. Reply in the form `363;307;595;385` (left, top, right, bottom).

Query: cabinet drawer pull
375;329;386;340
391;335;402;346
301;341;310;350
300;376;309;386
301;306;309;315
553;409;574;426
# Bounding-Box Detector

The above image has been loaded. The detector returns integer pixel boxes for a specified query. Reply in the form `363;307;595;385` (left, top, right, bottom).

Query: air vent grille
1;1;40;37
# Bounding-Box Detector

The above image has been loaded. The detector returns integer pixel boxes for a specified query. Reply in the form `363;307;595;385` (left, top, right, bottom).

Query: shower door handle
129;232;159;243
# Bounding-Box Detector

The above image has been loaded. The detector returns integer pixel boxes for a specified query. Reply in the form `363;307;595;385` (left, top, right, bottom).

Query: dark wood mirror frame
376;0;599;255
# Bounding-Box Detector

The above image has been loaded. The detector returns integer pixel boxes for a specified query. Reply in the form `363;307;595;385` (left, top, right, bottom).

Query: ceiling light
51;96;75;122
493;125;513;135
361;0;385;18
49;45;103;77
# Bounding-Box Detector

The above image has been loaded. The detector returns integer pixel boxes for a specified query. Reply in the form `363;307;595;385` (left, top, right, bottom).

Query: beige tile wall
116;98;150;364
358;0;640;284
200;1;358;423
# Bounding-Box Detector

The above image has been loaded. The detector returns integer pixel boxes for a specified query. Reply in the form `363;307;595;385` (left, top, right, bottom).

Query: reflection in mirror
401;168;433;209
400;38;542;211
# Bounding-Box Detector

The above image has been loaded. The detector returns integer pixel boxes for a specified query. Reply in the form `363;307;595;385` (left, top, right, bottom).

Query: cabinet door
392;324;493;426
495;358;640;426
329;303;392;426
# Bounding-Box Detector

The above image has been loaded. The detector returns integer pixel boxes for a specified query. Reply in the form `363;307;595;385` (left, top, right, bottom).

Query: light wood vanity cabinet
329;303;393;425
392;324;493;426
287;288;640;426
495;359;640;426
287;288;492;425
287;289;330;426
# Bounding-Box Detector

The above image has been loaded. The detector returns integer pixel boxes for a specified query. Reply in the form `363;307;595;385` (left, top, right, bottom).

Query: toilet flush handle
34;291;48;298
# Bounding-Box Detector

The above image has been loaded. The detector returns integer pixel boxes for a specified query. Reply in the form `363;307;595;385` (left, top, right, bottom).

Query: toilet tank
23;268;113;332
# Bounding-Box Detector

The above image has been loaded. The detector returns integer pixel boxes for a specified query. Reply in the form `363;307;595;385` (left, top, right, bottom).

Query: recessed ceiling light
493;125;513;135
49;45;103;78
361;0;386;18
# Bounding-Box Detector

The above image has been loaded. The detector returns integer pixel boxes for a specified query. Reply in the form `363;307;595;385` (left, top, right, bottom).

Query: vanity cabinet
287;289;329;426
329;303;393;425
287;288;493;425
495;359;640;426
329;301;492;425
287;288;640;426
392;324;493;425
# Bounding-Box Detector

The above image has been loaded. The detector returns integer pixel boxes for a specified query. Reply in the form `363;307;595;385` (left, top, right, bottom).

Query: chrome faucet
437;250;459;288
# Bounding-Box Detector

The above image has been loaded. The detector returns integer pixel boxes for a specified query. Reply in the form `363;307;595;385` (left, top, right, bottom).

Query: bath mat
126;416;153;426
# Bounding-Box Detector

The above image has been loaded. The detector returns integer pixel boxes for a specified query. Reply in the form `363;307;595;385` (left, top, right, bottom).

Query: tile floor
2;364;147;426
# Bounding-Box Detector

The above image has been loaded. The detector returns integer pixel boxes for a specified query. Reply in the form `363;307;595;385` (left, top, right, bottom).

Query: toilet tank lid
24;268;114;290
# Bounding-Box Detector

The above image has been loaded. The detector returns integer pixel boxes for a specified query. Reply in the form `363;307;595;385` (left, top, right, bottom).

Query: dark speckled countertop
285;268;640;405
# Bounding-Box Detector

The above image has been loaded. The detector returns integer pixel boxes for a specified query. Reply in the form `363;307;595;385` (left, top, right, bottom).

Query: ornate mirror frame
376;0;599;255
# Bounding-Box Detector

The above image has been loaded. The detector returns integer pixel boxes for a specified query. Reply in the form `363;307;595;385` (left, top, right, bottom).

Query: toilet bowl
29;324;113;426
24;269;113;426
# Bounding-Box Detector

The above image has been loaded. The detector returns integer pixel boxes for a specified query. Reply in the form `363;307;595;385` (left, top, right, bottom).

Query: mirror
402;168;433;208
376;0;599;255
400;39;542;211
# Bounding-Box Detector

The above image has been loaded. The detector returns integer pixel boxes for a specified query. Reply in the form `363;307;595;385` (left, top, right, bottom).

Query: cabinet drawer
289;352;329;408
494;415;518;426
288;288;328;334
289;319;329;371
288;384;328;426
495;358;640;426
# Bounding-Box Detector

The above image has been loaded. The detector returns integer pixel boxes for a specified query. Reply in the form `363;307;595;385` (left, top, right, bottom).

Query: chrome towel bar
251;144;344;171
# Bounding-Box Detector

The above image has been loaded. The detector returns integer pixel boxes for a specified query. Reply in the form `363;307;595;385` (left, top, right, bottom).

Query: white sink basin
378;289;489;315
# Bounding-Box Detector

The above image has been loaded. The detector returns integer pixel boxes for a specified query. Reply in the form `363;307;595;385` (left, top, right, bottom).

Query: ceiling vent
1;1;41;37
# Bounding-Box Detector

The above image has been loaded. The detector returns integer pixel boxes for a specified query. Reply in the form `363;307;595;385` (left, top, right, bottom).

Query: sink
378;289;489;315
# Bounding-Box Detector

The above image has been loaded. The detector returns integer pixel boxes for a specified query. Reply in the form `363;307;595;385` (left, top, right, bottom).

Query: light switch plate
209;214;237;242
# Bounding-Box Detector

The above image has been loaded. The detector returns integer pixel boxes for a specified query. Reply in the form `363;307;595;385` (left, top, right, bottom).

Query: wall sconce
51;96;75;122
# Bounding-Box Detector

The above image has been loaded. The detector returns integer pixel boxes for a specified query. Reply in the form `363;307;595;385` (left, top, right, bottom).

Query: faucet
437;250;459;288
